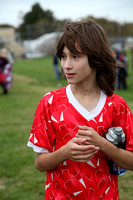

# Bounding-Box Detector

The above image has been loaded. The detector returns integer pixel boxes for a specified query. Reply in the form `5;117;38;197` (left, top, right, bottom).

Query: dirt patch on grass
14;73;54;93
0;178;6;189
14;73;39;84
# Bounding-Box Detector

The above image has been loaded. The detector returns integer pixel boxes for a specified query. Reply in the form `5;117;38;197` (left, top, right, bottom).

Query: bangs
56;24;82;58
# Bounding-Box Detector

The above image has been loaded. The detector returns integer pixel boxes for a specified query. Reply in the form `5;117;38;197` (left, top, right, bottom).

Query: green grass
0;56;133;199
0;75;47;200
14;57;67;87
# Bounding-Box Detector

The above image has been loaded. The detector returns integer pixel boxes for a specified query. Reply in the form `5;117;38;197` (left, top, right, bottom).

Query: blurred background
0;1;133;200
0;0;133;58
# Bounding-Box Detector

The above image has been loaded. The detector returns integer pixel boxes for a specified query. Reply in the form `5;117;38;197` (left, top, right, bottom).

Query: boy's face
60;46;96;85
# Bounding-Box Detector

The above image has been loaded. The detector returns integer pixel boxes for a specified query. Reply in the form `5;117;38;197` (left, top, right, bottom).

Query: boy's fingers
78;125;93;131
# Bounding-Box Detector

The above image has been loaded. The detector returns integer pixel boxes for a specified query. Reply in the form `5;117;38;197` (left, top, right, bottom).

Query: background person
115;50;128;90
53;53;61;81
0;55;13;94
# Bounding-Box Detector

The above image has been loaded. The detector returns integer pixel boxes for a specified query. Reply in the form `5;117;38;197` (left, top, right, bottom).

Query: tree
18;3;55;39
23;3;55;24
18;4;133;41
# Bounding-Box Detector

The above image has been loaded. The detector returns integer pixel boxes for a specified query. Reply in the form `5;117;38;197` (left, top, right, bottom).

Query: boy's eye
73;55;79;59
61;55;66;59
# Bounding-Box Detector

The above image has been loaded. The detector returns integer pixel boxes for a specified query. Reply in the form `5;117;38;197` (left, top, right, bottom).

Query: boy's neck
70;84;101;112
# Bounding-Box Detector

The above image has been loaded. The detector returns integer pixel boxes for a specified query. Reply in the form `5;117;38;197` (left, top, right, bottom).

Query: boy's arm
35;137;99;172
77;126;133;170
100;138;133;170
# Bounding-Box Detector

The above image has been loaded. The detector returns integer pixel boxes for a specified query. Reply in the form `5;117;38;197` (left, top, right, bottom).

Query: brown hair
56;19;116;96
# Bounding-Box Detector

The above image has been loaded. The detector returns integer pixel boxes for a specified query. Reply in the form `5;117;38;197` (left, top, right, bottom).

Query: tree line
17;3;133;40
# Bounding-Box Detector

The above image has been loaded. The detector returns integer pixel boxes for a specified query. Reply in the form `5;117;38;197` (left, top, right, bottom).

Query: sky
0;0;133;27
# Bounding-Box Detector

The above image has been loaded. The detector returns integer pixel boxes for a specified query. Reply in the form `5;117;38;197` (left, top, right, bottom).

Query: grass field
0;56;133;200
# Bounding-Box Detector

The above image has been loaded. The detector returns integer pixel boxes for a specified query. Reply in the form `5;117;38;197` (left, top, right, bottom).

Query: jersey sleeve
113;97;133;151
27;93;56;153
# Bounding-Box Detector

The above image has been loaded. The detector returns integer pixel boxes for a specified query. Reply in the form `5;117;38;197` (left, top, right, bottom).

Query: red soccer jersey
28;85;133;200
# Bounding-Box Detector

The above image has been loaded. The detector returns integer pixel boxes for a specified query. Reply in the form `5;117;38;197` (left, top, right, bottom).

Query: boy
27;19;133;199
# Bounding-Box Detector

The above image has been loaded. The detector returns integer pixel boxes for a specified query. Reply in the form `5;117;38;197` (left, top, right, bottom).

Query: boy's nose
64;59;73;69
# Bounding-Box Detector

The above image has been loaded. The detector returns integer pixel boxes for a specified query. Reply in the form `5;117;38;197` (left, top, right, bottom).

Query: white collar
66;84;106;121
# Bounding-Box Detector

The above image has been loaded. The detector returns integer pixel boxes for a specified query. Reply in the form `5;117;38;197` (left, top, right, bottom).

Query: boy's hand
76;125;103;149
62;136;99;163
